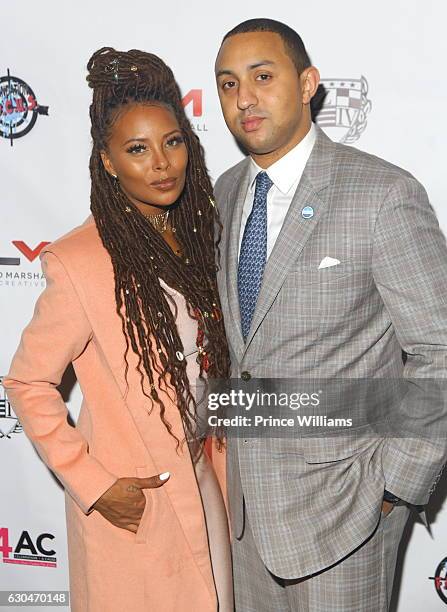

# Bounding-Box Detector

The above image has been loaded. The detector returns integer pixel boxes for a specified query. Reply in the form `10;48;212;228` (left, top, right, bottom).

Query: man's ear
100;150;117;177
301;67;320;105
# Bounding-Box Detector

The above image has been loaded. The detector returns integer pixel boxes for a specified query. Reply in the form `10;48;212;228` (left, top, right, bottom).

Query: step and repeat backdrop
1;1;446;610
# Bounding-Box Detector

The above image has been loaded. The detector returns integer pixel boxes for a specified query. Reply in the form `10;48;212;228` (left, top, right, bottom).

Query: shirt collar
248;122;317;195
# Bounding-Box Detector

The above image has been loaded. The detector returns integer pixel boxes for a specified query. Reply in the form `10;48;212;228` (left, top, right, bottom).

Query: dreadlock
86;47;230;447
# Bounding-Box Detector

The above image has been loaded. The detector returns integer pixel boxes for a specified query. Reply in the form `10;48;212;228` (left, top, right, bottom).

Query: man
213;18;447;611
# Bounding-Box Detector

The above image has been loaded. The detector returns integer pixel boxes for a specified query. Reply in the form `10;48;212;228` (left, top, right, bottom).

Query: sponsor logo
316;76;372;143
429;557;447;604
0;527;57;568
182;88;207;133
0;70;49;145
0;241;49;289
0;378;22;439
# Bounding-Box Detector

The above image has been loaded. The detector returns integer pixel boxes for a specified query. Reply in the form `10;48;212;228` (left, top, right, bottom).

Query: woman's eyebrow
122;130;181;146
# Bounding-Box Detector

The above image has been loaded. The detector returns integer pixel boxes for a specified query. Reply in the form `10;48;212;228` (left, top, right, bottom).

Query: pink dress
159;279;210;456
160;278;200;386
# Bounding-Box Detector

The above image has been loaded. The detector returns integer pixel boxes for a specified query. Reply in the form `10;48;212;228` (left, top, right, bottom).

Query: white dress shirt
238;122;317;260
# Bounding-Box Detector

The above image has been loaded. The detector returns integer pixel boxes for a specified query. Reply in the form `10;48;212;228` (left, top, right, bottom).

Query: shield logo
316;76;372;144
0;378;22;438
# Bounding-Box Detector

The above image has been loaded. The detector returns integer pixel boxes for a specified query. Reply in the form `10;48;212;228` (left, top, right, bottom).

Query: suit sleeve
3;250;118;515
213;174;223;197
372;176;447;505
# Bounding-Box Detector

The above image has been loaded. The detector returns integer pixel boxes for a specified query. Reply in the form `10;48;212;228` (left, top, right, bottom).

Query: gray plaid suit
214;125;447;610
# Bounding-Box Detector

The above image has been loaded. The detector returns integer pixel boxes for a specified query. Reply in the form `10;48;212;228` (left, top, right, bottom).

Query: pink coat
4;217;225;611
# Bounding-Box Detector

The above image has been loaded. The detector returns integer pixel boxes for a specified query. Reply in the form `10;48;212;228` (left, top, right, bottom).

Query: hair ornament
104;57;120;81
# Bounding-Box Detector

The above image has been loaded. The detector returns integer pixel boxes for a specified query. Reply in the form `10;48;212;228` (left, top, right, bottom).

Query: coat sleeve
372;176;447;505
3;250;118;514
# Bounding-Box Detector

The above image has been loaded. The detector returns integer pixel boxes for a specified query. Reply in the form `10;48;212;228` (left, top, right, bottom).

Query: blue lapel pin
302;205;314;219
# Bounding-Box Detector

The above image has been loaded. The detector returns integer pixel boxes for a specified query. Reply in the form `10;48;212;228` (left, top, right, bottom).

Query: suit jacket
3;218;221;611
214;124;447;579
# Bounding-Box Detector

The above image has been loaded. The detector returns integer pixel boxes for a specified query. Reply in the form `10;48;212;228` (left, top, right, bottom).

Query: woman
3;47;233;611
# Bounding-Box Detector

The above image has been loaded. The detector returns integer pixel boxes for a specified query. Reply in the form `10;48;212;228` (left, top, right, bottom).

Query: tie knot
255;171;273;196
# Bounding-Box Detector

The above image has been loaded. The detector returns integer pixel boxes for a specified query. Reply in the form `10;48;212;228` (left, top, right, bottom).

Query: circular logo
0;70;48;143
430;557;447;604
302;206;314;219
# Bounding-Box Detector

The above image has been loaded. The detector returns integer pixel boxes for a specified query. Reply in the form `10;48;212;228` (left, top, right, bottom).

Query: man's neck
251;118;312;169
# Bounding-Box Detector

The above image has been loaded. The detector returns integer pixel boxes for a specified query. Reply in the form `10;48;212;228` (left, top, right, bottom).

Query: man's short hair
222;18;311;74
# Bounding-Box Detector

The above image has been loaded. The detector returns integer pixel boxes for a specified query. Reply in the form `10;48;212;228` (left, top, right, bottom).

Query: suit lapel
222;159;251;361
243;126;337;351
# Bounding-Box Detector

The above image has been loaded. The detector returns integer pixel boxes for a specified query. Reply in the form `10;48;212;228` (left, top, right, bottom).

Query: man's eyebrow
216;60;276;79
248;60;275;70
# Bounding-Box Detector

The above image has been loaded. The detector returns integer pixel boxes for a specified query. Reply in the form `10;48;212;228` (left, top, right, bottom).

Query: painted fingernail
160;472;170;480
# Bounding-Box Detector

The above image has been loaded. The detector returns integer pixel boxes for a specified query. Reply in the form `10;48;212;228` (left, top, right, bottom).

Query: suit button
241;371;251;381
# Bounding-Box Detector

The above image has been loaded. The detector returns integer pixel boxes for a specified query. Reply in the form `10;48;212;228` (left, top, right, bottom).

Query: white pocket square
318;256;341;269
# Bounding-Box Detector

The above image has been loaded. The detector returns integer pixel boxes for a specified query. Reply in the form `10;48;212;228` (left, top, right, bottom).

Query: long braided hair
86;47;230;446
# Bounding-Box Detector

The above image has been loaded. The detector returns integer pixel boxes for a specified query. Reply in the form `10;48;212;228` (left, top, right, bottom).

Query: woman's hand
92;472;170;533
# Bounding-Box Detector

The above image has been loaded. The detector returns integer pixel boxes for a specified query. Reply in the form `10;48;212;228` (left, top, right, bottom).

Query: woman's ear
100;150;117;178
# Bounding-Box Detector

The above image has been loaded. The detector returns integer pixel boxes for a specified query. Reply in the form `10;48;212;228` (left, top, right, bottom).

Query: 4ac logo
0;527;57;568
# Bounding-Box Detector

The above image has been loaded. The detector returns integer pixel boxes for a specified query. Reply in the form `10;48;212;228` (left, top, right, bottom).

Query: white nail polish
159;472;170;480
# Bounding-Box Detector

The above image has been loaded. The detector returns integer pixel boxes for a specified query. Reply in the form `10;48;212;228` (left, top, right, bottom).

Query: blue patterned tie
238;171;274;341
